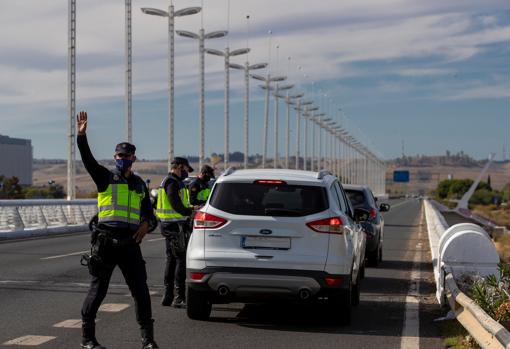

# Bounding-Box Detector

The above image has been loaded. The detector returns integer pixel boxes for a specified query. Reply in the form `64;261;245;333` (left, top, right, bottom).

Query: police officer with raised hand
189;165;215;206
156;157;196;308
76;111;159;349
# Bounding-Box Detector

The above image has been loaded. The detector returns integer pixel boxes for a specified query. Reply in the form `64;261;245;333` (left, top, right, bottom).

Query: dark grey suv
344;185;390;267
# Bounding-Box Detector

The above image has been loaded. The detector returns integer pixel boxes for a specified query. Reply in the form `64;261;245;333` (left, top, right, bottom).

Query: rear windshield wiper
264;208;302;217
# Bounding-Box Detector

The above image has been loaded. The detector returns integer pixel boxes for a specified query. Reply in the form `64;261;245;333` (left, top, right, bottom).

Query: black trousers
163;222;187;298
81;239;153;329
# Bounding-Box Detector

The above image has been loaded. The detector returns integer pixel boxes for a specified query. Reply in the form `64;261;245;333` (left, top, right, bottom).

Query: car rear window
209;182;329;217
345;189;367;208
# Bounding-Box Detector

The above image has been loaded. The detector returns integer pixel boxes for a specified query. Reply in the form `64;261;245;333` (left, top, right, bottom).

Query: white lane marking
3;335;56;346
99;303;130;312
147;237;165;242
53;319;83;328
390;199;416;210
400;205;424;349
40;250;88;260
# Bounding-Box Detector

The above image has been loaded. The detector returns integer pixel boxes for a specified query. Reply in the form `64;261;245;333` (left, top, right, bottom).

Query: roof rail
317;170;333;179
222;167;237;177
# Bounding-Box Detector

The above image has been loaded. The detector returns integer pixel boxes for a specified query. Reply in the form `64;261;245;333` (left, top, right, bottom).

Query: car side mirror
354;208;370;223
379;203;390;212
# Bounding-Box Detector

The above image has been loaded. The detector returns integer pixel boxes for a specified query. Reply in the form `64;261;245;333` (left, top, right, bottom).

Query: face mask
180;170;189;180
115;159;133;172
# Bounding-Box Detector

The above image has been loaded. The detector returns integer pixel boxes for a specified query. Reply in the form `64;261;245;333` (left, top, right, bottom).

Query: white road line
99;303;130;312
3;335;56;346
147;237;165;242
53;319;83;328
40;250;88;260
390;199;416;210
400;205;424;349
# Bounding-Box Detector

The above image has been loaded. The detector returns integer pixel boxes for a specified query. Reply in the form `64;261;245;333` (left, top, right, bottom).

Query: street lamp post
142;4;201;171
206;47;250;170
251;74;287;168
229;62;267;169
273;83;293;169
176;28;228;170
303;106;318;171
125;0;133;143
67;0;76;200
276;92;303;168
294;100;312;170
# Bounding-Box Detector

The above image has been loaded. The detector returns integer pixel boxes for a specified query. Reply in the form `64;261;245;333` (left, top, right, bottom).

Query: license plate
241;236;291;250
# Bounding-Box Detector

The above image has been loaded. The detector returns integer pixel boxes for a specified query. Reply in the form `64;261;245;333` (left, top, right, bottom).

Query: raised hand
77;111;88;135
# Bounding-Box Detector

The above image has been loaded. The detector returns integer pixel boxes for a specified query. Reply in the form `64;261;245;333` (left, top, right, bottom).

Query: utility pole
67;0;76;200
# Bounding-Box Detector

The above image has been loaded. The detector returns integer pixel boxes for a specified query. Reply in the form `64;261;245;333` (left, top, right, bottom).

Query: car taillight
190;272;206;280
193;211;227;229
306;217;344;234
325;276;344;286
369;208;377;220
254;180;287;185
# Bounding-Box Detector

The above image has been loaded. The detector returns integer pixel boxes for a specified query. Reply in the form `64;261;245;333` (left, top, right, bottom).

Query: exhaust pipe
298;288;311;300
218;285;230;297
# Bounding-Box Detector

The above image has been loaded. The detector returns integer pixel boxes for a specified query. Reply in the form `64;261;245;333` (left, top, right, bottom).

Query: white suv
186;169;367;324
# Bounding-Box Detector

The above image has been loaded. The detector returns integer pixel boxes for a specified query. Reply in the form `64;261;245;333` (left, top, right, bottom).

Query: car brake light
325;277;344;286
369;208;377;220
190;272;206;280
254;180;287;185
193;211;227;229
306;217;344;234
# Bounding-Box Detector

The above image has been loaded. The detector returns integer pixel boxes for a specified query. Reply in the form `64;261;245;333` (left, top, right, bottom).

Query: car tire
327;279;352;326
351;273;361;306
186;287;212;321
368;238;382;267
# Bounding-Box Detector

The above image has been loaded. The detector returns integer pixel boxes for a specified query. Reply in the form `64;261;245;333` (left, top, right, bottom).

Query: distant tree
487;175;492;191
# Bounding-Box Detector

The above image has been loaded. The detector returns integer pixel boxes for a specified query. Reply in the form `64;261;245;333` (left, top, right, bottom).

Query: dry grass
473;205;510;229
494;235;510;263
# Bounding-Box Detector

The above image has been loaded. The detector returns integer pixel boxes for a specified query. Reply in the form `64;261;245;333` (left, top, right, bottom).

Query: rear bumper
187;267;350;302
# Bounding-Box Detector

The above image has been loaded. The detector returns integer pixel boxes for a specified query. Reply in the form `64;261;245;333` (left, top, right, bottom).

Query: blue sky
1;0;510;161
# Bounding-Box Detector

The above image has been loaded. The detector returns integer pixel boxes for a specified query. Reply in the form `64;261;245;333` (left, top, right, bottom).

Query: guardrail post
58;206;69;226
38;206;48;228
13;207;25;230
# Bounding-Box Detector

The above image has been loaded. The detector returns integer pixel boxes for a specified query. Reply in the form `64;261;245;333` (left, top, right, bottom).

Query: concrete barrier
424;199;509;349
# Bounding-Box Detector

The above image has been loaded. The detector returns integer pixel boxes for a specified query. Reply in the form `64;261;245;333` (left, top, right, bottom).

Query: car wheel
368;238;382;267
351;273;361;306
326;279;352;326
186;287;212;321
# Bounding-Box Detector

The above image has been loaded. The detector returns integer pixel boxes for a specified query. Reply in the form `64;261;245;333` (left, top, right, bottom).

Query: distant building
0;135;33;185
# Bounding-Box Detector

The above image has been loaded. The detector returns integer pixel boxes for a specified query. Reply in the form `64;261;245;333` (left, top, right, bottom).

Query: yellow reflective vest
97;173;146;227
156;176;190;223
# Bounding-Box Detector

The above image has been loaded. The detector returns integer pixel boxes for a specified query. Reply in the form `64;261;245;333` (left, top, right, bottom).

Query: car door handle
255;255;274;259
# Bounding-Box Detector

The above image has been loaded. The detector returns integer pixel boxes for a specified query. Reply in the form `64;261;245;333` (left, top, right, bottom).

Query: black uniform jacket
77;134;153;232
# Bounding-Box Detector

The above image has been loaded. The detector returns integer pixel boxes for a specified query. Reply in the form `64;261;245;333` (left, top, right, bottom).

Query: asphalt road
0;198;444;349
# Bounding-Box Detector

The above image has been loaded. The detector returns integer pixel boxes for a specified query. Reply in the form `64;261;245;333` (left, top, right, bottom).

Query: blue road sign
393;170;410;183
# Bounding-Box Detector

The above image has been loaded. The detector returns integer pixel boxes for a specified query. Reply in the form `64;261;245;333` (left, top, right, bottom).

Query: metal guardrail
0;199;97;239
424;199;509;349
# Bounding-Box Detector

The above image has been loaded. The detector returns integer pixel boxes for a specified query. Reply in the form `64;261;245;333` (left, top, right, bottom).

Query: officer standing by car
156;157;196;308
76;111;159;349
189;165;215;206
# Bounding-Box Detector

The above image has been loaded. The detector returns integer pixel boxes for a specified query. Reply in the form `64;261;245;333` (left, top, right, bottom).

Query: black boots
141;323;160;349
81;323;106;349
171;286;186;308
171;294;186;308
161;288;173;306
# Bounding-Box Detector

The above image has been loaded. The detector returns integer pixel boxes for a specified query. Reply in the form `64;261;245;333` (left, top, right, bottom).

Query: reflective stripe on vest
97;183;144;226
197;187;211;202
156;184;190;223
